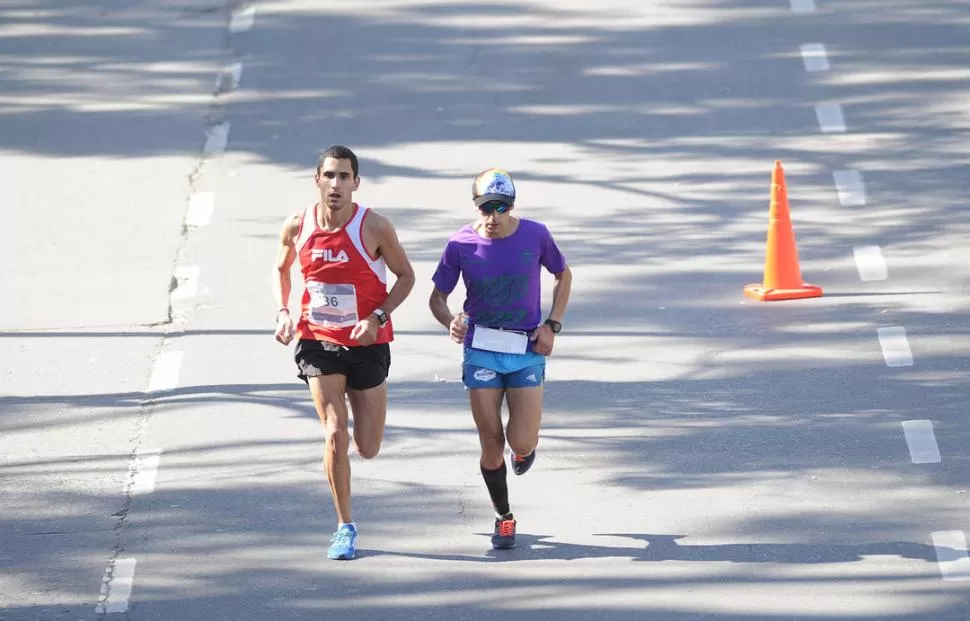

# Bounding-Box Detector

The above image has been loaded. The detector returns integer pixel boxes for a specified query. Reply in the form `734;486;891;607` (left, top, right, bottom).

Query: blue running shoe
328;523;358;560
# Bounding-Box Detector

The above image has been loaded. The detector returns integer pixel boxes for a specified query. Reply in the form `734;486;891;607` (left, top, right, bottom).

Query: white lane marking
791;0;817;12
203;122;230;157
877;327;914;367
800;43;830;72
853;246;888;281
185;192;215;228
931;531;970;582
131;449;162;495
902;420;942;464
229;5;255;32
216;62;243;92
171;265;200;301
148;351;184;393
228;62;243;89
815;103;846;133
833;169;867;206
96;558;137;614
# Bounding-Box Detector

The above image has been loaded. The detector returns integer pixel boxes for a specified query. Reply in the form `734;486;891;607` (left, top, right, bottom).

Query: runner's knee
505;409;540;457
507;437;537;457
479;425;504;448
326;426;349;451
356;439;381;459
480;450;505;470
479;432;506;467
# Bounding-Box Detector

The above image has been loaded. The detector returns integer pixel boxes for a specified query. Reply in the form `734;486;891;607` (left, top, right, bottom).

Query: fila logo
311;248;349;263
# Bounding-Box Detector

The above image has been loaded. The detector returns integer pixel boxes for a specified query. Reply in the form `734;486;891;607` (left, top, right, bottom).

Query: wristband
276;307;290;321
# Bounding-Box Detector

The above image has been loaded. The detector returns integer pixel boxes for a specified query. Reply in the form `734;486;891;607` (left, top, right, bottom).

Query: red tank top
295;203;393;346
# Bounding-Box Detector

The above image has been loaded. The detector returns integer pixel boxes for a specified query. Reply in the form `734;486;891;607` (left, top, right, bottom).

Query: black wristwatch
544;318;562;334
372;308;389;326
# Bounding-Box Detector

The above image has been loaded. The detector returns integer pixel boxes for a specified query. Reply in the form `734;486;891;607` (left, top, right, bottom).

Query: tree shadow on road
370;531;943;565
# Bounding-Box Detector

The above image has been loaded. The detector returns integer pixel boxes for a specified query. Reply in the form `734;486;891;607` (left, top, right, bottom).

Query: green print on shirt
469;273;531;327
476;308;530;327
470;274;529;307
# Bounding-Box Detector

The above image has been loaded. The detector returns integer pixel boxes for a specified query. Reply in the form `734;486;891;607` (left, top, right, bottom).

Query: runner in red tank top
294;201;395;347
272;145;415;560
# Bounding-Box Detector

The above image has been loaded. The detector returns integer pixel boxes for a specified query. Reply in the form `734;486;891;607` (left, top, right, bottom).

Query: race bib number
471;326;528;355
307;282;358;328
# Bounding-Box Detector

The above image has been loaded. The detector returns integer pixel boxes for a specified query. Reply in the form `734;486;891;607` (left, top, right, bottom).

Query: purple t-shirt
432;218;567;347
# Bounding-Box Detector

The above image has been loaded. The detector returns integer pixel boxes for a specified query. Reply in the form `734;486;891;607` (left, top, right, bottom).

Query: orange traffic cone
744;161;823;302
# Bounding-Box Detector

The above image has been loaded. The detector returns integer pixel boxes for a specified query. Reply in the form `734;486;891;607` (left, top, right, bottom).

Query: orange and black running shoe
491;515;516;549
510;449;536;476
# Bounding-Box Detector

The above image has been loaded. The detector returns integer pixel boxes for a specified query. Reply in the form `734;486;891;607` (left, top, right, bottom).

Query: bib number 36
307;282;358;328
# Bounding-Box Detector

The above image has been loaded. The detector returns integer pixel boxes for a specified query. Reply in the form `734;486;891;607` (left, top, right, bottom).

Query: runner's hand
531;324;555;356
449;314;468;344
350;317;379;346
275;313;294;345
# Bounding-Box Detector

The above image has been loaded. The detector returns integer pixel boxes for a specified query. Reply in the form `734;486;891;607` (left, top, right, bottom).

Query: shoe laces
332;527;355;547
497;519;515;537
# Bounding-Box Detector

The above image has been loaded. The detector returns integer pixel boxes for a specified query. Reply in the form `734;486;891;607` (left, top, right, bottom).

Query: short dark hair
317;145;359;178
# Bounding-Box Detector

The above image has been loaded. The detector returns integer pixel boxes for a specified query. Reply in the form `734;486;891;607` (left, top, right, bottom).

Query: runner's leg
470;386;510;515
346;381;387;459
308;374;353;524
505;364;545;475
506;385;543;458
470;384;518;548
471;386;506;469
345;343;391;459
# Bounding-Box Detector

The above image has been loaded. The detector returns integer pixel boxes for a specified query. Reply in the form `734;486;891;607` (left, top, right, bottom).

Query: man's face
315;157;359;209
478;201;513;237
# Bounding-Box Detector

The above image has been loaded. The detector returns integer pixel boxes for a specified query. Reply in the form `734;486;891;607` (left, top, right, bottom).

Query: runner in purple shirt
429;168;573;550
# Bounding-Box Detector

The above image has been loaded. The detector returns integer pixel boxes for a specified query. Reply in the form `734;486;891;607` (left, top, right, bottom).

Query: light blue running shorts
462;348;546;389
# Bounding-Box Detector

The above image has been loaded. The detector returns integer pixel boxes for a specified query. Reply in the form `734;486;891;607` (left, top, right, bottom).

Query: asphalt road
2;0;970;619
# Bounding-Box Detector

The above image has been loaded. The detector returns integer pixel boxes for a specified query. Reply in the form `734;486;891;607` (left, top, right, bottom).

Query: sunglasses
479;201;511;215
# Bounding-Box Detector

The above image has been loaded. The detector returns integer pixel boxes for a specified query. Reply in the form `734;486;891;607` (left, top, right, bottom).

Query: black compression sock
480;462;510;517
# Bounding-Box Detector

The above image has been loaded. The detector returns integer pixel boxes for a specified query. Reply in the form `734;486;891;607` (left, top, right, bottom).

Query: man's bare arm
429;288;454;329
273;214;301;312
372;214;415;316
430;287;467;344
547;265;572;323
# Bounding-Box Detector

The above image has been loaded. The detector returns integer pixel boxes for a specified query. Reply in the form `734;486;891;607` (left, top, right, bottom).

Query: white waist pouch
471;326;528;355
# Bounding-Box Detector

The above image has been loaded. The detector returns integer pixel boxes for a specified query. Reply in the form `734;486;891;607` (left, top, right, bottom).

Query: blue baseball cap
472;168;516;207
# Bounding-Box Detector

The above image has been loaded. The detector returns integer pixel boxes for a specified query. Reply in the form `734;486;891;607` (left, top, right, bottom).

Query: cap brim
473;193;514;207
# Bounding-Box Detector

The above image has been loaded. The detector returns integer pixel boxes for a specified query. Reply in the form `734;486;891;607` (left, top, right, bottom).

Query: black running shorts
294;340;391;390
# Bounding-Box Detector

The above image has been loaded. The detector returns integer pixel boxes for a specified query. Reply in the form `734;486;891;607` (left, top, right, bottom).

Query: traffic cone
744;161;823;302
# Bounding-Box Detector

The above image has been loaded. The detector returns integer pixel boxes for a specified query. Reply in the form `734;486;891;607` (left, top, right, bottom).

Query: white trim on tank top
297;203;387;285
